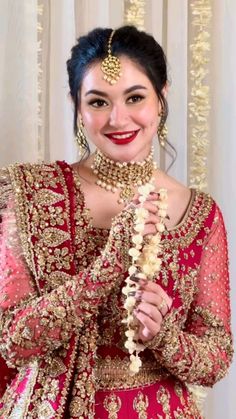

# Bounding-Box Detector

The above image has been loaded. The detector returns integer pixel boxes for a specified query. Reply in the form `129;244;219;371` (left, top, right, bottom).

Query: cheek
83;112;105;132
137;111;158;132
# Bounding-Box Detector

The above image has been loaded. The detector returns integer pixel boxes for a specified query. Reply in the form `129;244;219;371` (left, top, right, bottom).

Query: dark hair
67;25;170;159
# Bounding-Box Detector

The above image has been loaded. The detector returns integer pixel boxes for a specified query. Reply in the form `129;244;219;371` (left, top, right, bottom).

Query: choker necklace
91;148;157;204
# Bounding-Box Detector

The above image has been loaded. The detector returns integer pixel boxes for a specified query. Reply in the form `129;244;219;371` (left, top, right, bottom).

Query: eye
127;94;145;104
88;98;108;108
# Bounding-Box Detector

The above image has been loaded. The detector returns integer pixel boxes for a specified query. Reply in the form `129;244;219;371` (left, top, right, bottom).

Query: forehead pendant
101;30;122;85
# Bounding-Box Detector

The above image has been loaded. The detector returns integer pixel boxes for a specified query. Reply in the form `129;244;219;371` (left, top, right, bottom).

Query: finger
137;291;169;317
137;324;153;341
140;282;173;310
132;192;159;205
134;308;162;337
136;301;163;324
142;201;158;214
143;223;157;237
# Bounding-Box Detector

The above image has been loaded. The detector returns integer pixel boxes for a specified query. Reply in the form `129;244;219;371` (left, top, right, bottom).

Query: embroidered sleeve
147;205;233;386
0;195;134;368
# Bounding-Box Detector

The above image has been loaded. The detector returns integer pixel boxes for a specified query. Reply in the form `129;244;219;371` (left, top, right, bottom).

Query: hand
134;280;172;342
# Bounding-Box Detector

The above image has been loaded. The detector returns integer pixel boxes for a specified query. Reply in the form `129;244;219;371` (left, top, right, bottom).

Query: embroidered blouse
0;162;233;419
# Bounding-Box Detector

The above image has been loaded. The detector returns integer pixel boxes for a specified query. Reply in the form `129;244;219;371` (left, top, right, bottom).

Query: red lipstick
105;130;140;145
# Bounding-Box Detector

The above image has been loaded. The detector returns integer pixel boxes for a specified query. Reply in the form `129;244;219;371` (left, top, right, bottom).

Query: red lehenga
0;161;233;419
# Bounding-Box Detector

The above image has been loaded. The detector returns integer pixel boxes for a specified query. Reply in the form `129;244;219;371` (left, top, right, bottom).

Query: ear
162;83;169;98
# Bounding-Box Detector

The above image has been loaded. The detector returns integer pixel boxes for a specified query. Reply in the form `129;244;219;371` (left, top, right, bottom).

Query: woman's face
80;56;163;162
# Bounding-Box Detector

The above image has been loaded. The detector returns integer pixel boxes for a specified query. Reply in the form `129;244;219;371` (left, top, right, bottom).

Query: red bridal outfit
0;162;233;419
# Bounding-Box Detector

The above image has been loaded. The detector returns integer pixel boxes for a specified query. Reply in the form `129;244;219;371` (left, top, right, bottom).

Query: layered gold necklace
91;148;157;204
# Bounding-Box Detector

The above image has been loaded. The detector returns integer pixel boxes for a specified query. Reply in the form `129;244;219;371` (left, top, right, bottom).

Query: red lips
104;130;140;145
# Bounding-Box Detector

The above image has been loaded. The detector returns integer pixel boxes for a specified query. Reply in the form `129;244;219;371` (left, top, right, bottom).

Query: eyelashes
88;99;107;108
88;94;145;108
127;94;145;103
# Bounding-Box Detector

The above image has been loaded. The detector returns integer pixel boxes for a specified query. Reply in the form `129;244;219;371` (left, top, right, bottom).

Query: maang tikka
75;116;87;155
157;109;168;147
101;30;122;85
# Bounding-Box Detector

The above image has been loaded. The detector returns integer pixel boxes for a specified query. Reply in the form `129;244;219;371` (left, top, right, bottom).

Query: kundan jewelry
122;181;168;374
157;109;168;147
101;30;122;85
75;116;87;155
91;148;157;204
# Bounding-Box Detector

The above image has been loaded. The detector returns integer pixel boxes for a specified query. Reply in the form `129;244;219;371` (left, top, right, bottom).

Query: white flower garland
122;179;168;374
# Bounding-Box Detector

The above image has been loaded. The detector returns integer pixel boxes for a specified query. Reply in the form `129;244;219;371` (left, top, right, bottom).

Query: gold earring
157;110;168;147
75;117;87;155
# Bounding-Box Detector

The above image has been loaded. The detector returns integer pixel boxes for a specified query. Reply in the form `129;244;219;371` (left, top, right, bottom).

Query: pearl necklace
91;148;157;204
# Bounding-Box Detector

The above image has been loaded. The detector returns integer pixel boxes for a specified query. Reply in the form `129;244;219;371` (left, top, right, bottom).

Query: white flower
122;285;134;296
132;234;143;245
124;339;136;353
158;201;168;210
138;195;146;204
128;248;140;259
134;223;145;233
124;296;136;310
142;263;153;276
135;207;149;218
128;266;137;275
158;209;167;218
149;234;161;245
125;329;136;338
123;185;168;374
136;272;146;280
129;354;142;373
159;188;168;199
156;222;165;232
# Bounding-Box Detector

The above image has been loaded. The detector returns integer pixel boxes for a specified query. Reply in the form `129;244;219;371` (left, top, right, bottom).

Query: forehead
81;56;153;95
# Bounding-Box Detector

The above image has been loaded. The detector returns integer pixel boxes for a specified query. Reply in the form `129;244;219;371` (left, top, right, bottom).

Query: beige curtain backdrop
0;1;235;417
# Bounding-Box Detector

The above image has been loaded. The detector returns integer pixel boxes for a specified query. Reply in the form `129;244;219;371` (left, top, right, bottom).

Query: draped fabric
0;1;235;417
0;163;233;418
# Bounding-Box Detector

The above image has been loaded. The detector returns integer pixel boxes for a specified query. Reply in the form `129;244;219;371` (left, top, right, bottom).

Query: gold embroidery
104;393;122;419
41;228;70;248
0;361;38;418
38;400;55;418
133;391;149;419
156;386;171;419
0;163;232;419
47;271;72;287
8;163;74;293
173;391;202;418
0;167;12;213
174;382;185;406
162;191;213;249
47;357;67;378
34;189;64;206
95;355;169;390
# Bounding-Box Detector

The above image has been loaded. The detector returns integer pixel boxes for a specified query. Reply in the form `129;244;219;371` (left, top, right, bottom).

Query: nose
109;104;128;128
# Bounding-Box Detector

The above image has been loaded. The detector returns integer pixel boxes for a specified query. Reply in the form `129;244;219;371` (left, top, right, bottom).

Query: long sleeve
147;205;233;386
0;196;134;369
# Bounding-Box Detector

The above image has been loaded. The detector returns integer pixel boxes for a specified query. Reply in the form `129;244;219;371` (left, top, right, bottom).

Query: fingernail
135;291;142;299
128;291;136;296
130;275;140;283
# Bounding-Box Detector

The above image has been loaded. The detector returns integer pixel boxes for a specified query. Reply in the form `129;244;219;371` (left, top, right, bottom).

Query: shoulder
0;161;73;183
0;167;12;216
0;161;72;213
155;169;218;230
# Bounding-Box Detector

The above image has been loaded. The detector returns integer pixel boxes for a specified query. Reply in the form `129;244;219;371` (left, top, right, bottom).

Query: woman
0;26;233;418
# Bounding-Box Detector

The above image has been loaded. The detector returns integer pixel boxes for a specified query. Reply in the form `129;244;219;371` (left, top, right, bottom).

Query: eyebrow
85;85;147;97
